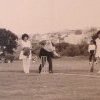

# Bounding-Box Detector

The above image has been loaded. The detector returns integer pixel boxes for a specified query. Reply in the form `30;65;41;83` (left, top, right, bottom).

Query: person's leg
93;54;97;63
39;56;46;73
23;58;30;74
89;53;92;63
39;64;42;73
27;58;31;73
23;58;26;73
47;57;53;73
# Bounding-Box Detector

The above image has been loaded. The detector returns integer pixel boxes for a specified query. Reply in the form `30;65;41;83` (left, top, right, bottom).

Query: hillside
32;28;98;44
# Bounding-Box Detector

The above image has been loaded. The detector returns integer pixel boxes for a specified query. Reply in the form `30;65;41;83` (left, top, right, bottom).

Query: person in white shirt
43;40;54;52
95;31;100;73
20;34;32;74
44;40;60;57
95;32;100;58
88;40;96;64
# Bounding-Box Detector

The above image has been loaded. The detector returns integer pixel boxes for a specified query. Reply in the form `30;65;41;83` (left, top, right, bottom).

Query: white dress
19;40;32;60
95;38;100;57
20;40;32;74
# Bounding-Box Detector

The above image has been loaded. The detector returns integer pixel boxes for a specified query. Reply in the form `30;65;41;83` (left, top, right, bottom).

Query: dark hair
39;40;46;46
92;30;100;40
90;39;96;45
90;40;94;43
22;34;29;40
97;31;100;36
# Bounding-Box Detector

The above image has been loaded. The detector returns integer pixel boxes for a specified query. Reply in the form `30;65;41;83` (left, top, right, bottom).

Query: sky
0;0;100;35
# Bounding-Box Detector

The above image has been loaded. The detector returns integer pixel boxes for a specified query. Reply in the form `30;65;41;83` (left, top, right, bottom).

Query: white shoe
24;72;29;74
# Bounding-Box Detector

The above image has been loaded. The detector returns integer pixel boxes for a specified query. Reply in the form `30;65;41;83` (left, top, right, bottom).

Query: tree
75;30;82;35
88;27;98;40
0;28;18;54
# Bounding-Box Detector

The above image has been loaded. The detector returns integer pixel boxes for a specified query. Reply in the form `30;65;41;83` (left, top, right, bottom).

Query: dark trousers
39;56;53;73
89;50;96;62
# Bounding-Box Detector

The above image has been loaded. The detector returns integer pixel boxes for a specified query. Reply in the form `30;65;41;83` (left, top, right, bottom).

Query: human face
23;36;28;41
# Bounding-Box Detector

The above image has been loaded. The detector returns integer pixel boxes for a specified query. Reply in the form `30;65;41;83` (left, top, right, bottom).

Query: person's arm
28;41;32;50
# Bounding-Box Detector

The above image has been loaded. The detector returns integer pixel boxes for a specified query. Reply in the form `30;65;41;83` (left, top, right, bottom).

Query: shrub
79;41;88;56
55;42;88;57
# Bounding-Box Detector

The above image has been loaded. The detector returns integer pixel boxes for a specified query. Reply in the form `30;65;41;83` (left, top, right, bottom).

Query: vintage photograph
0;0;100;100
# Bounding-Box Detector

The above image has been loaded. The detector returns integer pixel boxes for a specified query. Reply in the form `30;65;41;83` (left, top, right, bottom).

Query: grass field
0;57;100;100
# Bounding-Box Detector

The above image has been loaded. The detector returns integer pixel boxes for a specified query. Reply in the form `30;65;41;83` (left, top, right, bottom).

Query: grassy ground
0;57;100;100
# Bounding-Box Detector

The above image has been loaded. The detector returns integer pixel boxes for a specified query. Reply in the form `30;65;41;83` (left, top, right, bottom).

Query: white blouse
88;44;96;52
19;40;32;60
21;40;31;48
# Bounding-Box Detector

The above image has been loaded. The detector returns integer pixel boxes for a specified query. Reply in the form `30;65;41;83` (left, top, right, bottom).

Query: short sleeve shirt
21;40;31;48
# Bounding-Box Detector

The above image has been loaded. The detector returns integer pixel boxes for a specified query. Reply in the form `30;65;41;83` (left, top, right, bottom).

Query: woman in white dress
20;34;32;74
